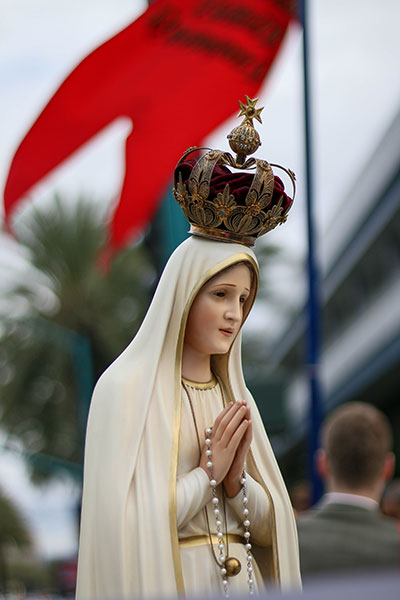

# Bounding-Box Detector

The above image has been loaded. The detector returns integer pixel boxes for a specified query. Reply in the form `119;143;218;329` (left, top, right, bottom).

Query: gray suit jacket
297;500;400;575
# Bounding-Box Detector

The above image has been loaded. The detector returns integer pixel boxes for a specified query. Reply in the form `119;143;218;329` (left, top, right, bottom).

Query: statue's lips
219;328;234;337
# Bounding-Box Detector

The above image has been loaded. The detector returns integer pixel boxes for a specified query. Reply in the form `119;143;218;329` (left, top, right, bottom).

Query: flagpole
299;0;324;503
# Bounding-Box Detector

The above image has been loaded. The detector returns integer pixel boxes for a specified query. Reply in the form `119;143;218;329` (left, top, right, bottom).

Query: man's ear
382;452;395;482
315;448;329;479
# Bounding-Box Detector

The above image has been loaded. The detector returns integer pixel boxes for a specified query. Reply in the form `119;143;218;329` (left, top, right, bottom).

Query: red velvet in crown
176;159;292;212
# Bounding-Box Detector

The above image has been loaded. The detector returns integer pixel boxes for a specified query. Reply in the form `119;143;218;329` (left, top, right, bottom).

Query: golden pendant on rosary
224;556;241;576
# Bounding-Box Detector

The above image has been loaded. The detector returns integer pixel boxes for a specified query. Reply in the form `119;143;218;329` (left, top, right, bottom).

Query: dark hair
322;402;392;488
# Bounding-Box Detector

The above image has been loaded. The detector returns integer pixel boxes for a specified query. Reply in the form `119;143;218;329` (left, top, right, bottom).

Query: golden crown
173;95;296;247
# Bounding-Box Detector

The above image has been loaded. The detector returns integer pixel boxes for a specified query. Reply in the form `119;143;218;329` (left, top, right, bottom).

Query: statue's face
184;263;252;358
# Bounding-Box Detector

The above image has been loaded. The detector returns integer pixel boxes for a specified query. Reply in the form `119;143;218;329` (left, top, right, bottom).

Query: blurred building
255;107;400;482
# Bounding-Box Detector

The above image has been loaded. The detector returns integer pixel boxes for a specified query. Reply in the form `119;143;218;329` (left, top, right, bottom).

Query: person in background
381;479;400;521
297;402;399;575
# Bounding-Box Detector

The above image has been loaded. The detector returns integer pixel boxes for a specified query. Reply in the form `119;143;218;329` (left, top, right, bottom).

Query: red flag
4;0;296;253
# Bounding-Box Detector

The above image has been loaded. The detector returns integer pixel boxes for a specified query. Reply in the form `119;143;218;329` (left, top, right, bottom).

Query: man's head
316;402;394;499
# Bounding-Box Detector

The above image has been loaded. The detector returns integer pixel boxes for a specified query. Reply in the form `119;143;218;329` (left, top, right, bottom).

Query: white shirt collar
322;492;379;511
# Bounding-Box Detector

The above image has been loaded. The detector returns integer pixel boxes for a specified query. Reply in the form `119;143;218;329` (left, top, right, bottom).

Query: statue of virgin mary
76;97;302;598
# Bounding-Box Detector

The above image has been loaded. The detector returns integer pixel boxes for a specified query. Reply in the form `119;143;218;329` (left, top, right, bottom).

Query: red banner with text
4;0;297;253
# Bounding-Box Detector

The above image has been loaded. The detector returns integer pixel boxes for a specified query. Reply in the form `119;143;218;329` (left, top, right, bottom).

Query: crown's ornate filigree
173;96;296;247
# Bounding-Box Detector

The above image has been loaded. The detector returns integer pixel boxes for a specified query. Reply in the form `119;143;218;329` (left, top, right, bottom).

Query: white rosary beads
241;470;254;595
205;426;254;597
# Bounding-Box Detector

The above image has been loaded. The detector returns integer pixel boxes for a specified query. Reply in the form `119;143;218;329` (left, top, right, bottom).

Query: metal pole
299;0;324;503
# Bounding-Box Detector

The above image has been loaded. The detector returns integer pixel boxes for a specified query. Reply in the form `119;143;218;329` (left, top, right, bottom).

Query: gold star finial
237;95;263;125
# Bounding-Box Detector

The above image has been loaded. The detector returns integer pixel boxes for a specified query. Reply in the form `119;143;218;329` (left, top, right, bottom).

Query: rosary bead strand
241;468;254;595
205;427;254;597
205;429;229;597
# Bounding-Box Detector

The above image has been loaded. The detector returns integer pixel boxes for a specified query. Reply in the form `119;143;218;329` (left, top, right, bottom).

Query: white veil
76;236;301;598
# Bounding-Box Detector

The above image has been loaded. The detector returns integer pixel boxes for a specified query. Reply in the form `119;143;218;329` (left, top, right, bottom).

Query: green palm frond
0;487;31;548
0;198;154;483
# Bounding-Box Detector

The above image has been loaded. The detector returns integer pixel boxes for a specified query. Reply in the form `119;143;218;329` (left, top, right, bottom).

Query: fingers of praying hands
200;401;250;487
224;404;252;497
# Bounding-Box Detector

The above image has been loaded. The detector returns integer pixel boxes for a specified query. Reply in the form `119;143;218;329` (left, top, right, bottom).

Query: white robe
178;379;271;596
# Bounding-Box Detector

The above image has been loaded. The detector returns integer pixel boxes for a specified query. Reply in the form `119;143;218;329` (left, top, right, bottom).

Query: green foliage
0;198;155;483
0;487;32;593
6;559;52;595
0;487;31;549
